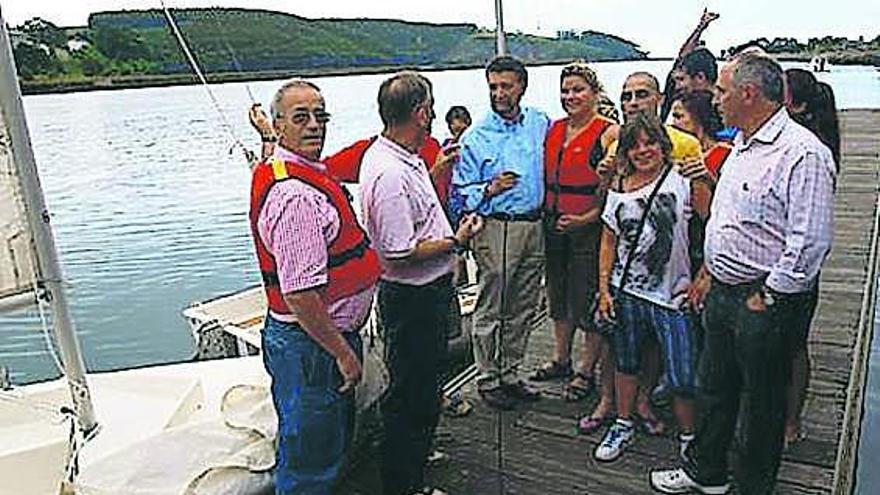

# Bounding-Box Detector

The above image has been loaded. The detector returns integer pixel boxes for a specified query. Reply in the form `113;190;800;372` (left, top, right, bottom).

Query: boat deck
342;109;880;494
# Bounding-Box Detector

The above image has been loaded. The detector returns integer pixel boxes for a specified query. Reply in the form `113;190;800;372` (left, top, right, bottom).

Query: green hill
87;8;646;72
12;8;646;92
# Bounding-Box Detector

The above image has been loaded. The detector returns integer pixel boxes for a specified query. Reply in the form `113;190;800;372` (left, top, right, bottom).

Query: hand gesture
677;156;711;181
249;103;275;140
555;214;583;233
486;171;519;198
687;270;712;312
455;213;484;244
700;8;720;27
596;156;616;179
336;349;363;394
434;143;461;172
597;290;616;322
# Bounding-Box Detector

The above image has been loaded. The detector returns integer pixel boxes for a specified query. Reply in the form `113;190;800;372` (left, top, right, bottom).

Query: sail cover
0;106;40;303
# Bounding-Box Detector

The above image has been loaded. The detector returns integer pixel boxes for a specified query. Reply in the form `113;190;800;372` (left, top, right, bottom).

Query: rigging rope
204;7;258;105
158;1;255;164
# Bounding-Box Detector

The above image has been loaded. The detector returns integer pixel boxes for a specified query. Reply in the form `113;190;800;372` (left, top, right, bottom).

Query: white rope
158;1;253;163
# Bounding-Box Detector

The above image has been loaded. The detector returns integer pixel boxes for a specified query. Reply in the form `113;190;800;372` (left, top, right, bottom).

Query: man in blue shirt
452;56;550;410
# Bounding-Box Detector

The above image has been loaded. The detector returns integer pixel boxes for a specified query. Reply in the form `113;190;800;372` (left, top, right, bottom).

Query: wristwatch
761;285;777;307
446;235;465;254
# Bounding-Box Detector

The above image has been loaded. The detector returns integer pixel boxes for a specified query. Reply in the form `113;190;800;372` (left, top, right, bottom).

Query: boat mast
494;0;507;55
0;9;98;434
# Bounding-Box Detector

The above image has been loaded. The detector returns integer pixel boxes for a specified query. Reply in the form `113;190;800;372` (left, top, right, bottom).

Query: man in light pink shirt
249;79;381;495
359;72;482;495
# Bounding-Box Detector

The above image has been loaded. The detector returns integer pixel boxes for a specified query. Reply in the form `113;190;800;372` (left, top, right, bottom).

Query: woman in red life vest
669;90;730;177
532;61;620;414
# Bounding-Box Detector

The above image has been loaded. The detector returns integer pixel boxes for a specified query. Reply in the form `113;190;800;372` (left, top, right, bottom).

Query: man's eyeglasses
288;110;331;125
620;89;652;103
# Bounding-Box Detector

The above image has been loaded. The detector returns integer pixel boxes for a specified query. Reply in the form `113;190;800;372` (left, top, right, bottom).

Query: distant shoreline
19;57;640;96
18;53;876;96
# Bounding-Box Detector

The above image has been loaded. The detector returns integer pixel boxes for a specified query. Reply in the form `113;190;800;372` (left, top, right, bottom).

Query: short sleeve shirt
601;169;693;309
359;136;454;285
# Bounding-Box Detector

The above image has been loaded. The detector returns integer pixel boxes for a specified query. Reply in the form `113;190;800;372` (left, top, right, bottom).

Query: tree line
11;17;158;79
9;8;648;83
724;35;880;64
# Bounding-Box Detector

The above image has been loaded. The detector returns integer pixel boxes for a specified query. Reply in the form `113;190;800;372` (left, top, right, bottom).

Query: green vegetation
10;8;647;93
725;35;880;65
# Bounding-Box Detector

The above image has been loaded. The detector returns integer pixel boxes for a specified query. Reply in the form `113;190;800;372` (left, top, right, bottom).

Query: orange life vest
544;116;613;215
249;158;381;316
704;142;733;176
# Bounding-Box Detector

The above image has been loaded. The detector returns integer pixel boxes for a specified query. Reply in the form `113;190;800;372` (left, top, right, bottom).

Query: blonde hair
561;60;604;94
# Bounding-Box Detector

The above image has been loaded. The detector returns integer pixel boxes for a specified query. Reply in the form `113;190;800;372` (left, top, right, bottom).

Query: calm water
1;59;877;379
1;61;878;481
856;274;880;495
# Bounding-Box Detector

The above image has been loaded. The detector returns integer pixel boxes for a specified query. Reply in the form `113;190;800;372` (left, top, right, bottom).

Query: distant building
557;29;579;40
9;29;27;48
67;37;89;52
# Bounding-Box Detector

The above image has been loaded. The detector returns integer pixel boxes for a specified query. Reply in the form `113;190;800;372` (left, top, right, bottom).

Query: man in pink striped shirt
360;71;482;495
250;79;380;495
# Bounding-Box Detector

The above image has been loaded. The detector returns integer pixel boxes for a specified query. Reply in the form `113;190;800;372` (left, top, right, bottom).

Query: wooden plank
341;109;880;495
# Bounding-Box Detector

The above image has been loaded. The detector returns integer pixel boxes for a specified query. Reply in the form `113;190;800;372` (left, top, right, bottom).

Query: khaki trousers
471;218;545;390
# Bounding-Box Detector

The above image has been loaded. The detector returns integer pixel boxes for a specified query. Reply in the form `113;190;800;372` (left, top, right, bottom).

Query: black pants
686;280;799;494
378;274;452;495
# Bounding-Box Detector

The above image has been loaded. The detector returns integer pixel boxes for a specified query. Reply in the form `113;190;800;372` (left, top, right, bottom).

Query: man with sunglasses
360;71;482;495
249;79;381;494
619;72;704;165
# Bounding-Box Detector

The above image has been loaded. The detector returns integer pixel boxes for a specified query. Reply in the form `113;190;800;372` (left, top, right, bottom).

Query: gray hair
270;79;321;119
731;53;784;104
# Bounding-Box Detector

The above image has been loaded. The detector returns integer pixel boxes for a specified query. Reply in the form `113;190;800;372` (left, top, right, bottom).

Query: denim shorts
611;291;697;397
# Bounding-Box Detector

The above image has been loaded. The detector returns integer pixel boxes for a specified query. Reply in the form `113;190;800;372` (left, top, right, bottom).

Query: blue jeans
262;316;362;495
685;281;788;494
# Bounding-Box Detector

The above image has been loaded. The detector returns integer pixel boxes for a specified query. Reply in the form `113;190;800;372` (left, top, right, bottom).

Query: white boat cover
76;384;276;495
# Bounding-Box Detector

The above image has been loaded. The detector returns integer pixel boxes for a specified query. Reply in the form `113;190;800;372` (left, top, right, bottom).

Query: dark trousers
378;274;452;495
686;280;792;495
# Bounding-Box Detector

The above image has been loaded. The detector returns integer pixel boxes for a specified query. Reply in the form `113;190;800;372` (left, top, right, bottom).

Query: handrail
833;156;880;494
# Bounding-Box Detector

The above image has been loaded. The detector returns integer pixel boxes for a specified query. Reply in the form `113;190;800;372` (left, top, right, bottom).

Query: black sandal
563;372;595;402
530;360;572;381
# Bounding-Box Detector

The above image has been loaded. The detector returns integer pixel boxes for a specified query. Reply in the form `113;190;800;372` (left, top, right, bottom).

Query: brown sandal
563;372;596;402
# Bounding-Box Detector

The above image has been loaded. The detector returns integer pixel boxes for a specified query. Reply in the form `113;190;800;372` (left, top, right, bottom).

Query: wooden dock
343;109;880;494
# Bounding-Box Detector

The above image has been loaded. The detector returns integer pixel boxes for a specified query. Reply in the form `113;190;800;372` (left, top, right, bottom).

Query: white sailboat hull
2;356;274;495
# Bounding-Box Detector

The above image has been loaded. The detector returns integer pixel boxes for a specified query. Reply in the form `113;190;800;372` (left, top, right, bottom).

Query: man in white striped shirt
651;54;836;495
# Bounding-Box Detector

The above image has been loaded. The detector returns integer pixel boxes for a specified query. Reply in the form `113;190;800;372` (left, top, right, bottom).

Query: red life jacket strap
546;183;599;195
328;237;371;268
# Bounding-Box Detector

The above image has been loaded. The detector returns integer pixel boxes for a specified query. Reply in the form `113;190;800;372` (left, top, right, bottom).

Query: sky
1;0;877;57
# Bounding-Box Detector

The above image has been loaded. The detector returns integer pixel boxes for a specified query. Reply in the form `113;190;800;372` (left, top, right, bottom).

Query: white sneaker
678;432;695;464
410;488;448;495
649;468;730;494
594;419;635;462
427;449;449;464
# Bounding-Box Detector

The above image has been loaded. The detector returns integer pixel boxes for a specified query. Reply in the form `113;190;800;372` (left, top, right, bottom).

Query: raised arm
678;9;720;58
249;103;277;162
